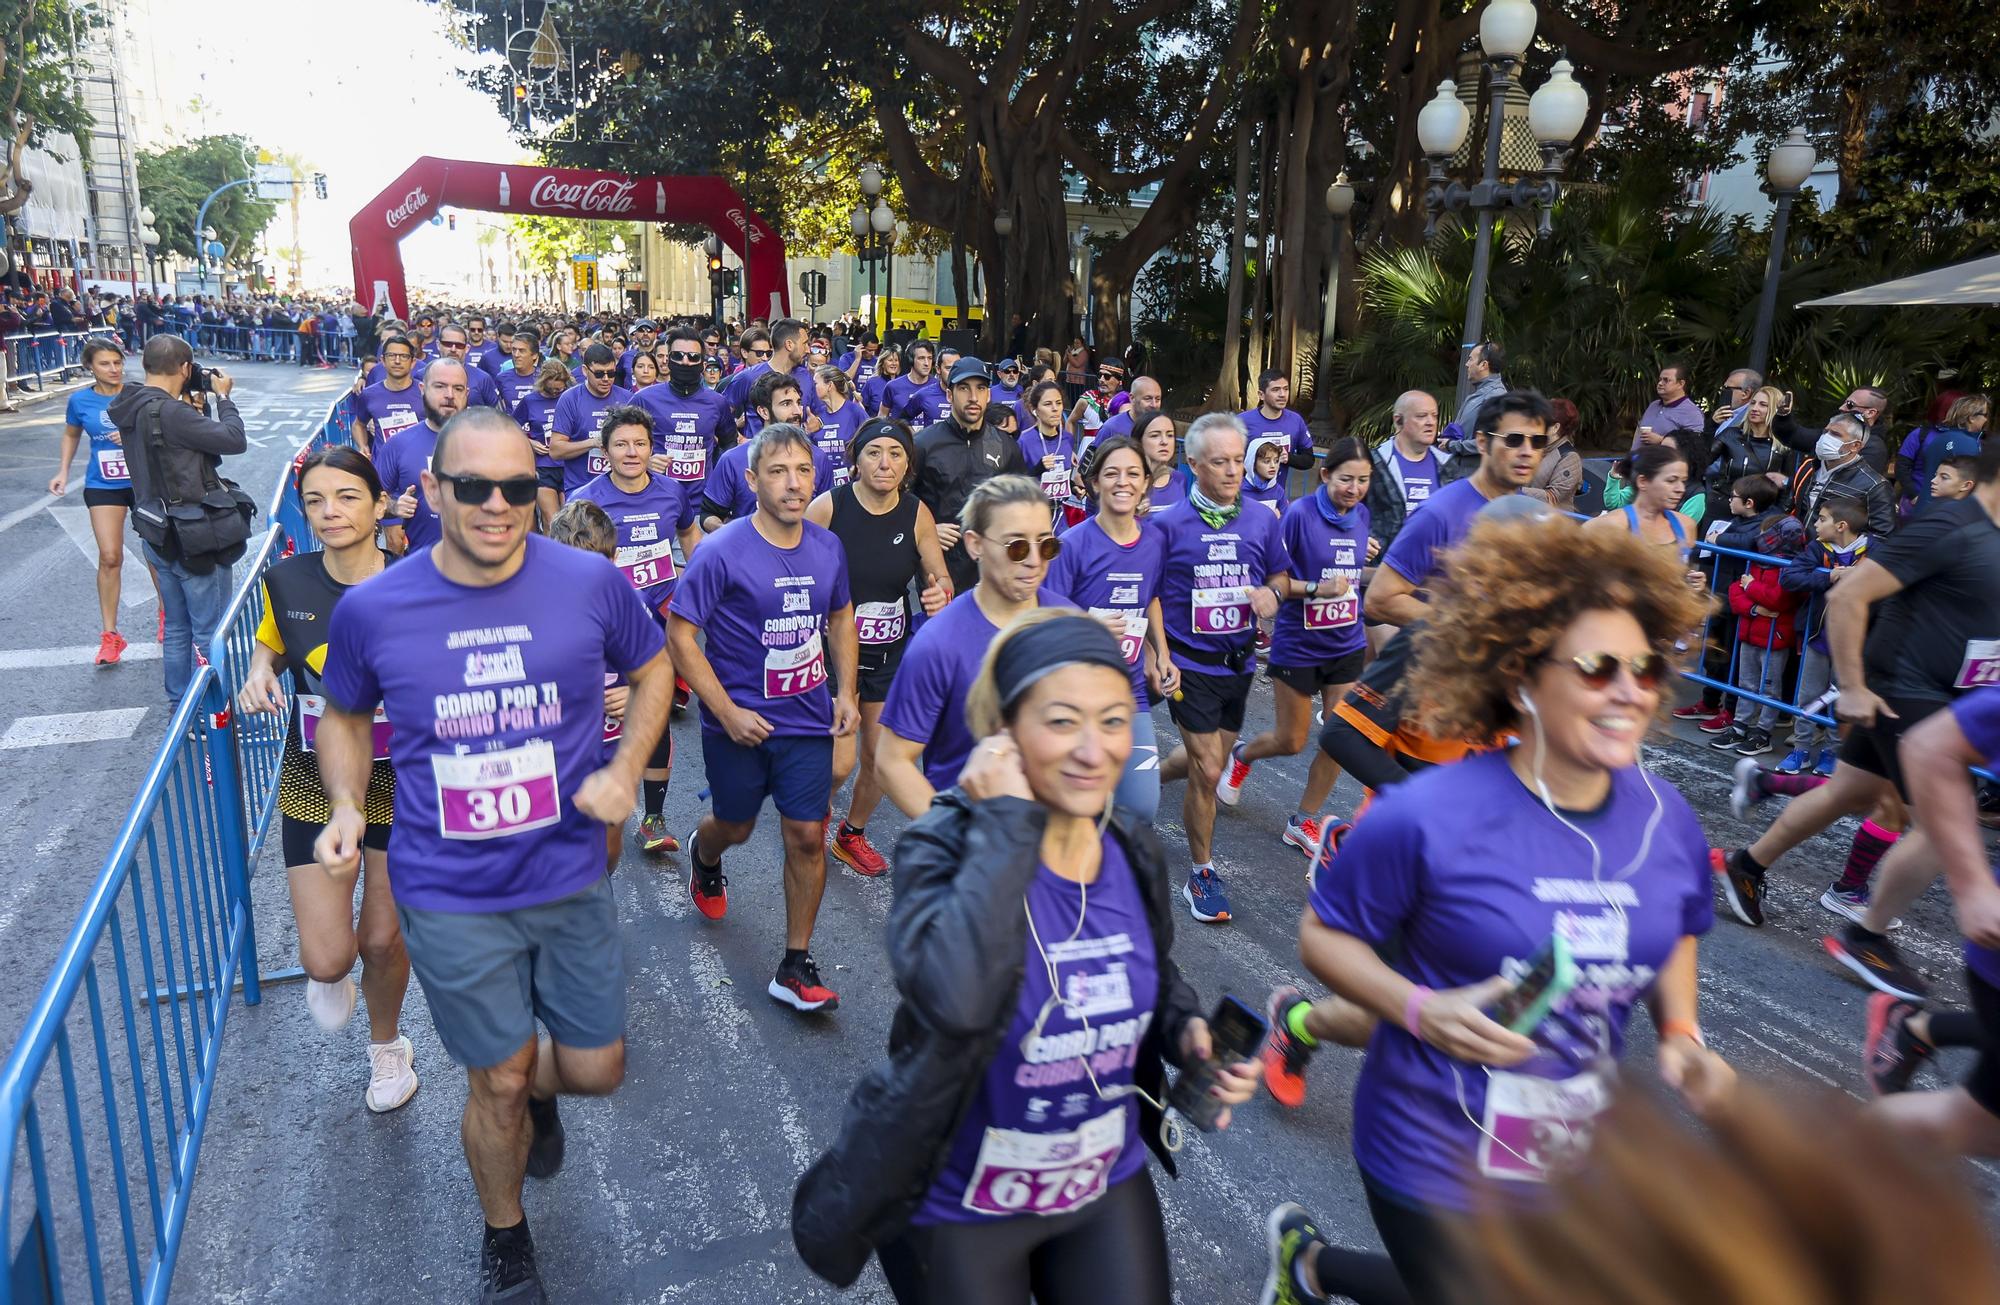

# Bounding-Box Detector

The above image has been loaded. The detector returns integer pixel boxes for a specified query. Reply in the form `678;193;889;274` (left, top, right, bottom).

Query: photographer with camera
109;334;252;708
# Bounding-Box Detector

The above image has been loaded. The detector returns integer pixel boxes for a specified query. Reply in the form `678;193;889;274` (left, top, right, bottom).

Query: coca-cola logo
528;175;638;214
726;207;765;244
384;187;431;230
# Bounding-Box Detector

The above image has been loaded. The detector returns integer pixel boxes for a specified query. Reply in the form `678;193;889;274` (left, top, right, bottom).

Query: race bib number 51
433;741;561;841
614;540;677;591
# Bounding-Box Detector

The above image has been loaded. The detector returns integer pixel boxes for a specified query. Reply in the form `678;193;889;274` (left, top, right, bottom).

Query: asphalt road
3;365;1993;1301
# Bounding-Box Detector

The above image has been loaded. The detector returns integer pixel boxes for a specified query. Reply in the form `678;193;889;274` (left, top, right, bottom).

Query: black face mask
668;361;703;394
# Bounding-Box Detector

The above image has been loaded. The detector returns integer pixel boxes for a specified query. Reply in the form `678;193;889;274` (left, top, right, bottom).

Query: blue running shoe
1814;749;1836;778
1184;866;1232;923
1775;748;1810;775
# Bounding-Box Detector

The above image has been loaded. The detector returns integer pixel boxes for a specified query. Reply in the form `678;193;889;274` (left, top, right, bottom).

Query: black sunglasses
587;368;617;380
667;350;702;363
437;473;540;507
1560;650;1671;691
989;536;1061;563
1489;431;1553;450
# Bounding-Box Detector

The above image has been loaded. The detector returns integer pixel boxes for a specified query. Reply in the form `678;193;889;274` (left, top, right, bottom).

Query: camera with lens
186;361;211;393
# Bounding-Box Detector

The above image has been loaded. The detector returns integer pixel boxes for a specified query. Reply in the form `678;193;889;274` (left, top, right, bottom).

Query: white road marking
0;491;58;536
0;642;162;670
1;706;150;750
47;505;157;607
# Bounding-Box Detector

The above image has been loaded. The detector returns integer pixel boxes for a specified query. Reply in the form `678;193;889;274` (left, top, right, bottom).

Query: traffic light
447;213;456;230
723;268;741;297
707;253;724;275
313;172;328;200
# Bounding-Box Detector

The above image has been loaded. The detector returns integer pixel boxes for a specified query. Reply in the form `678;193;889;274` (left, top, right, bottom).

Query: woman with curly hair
1257;514;1737;1305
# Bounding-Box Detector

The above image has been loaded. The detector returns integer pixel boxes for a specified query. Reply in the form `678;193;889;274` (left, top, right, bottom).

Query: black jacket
108;383;249;568
1797;455;1895;539
1704;416;1796;509
792;792;1202;1287
912;416;1029;592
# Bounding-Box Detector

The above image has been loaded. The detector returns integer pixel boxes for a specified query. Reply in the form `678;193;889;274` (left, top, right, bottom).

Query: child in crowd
1775;498;1869;776
1242;435;1290;516
1714;500;1806;757
1931;453;1979;505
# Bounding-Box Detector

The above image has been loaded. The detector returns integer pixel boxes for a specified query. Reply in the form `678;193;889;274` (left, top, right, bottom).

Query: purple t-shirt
1379;476;1495;592
668;517;850;736
883;373;930;424
879;591;1002;791
900;380;954;428
355;380;424;446
462;342;506;379
634;383;732;485
1242;478;1288;517
552;383;633;494
1393;447;1442;512
815;398;867;487
915;834;1159;1225
1151;497;1289;675
1018;429;1078;503
1311;750;1712;1210
373;422;440;552
1239;405;1314;462
725;360;820;434
513;392;563;470
702;442;836;522
497;366;540;412
1145;468;1188;516
1041;518;1164;706
1952;689;2000;986
321;536;664;912
1270;491;1369;668
1633;396;1704;451
861;373;897;417
571;473;698;616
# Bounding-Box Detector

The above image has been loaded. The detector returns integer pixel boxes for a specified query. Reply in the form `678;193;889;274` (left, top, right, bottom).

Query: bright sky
151;0;526;293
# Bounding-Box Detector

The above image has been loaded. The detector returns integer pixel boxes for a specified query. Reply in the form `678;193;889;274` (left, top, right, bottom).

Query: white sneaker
1215;746;1251;808
305;976;356;1030
365;1035;420;1113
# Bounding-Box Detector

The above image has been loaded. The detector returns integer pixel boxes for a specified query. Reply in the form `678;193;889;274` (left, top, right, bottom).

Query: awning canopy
1799;254;2000;307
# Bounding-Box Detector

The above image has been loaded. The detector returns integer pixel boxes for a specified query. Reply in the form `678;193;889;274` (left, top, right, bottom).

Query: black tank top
829;483;922;612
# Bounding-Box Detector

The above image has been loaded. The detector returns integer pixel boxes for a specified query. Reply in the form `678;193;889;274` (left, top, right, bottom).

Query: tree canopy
136;135;280;263
0;0;100;215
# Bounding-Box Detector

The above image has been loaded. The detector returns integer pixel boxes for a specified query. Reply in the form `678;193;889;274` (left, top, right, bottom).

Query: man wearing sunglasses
670;422;859;1015
911;356;1029;593
375;359;471;554
636;323;732;488
617;318;659;389
463;315;505;381
314;406;672;1305
1366;390;1555;631
1067;357;1126;446
550;343;633;498
1152;412;1292;924
434;324;505;410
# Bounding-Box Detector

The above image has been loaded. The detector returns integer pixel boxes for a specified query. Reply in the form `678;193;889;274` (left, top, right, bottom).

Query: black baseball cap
995;356;1021;373
947;357;992;386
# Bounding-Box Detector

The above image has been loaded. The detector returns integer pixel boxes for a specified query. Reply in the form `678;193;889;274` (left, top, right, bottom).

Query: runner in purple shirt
860;347;902;417
433;324;504;407
881;342;935;424
1260;515;1727;1305
350;332;422;455
701;373;835;528
668;422;859;1015
880;476;1060;811
312;407;671;1305
511;359;570;528
635;324;733;487
811;366;868;488
1238;370;1316;472
550;343;632;496
374;363;472;554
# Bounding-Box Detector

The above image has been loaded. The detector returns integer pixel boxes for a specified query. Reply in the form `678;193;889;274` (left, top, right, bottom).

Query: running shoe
478;1227;547;1305
1216;744;1251;807
769;952;840;1012
672;675;692;717
1823;928;1928;1002
1713;848;1765;928
1255;628;1272;654
688;830;729;920
1863;993;1934;1097
1281;815;1321;860
1184;866;1232;923
304;976;356;1030
94;630;126;666
524;1096;565;1178
638;814;678;853
1735;728;1773;756
830;825;889;877
365;1035;419;1113
1708;723;1747;752
1696;709;1736;734
1814;749;1837;778
1262;987;1315;1109
1818;885;1903;931
1307;820;1353;890
1670;701;1714;721
1728;757;1768;819
1775;748;1810;775
1259;1203;1327;1305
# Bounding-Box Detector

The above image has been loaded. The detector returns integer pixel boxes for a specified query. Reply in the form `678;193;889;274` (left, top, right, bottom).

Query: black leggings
1318;711;1424;793
1311;1177;1469;1305
877;1168;1172;1305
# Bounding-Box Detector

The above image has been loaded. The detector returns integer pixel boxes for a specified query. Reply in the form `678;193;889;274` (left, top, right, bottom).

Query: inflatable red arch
350;156;790;321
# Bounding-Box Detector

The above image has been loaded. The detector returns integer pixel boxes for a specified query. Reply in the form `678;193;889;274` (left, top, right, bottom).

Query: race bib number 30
1303;594;1358;630
1191;585;1251;635
764;635;828;698
961;1107;1125;1218
433;741;561;841
855;600;906;646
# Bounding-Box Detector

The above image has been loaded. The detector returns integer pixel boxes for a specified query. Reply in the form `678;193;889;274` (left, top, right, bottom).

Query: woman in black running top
808;417;952;877
236;446;416;1114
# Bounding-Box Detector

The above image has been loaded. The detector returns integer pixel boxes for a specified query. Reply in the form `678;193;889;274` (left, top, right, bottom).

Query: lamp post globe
870;202;895;235
1765;127;1818;191
1417;81;1471;158
850;206;869;239
1528;59;1589;146
859;163;883;198
1478;0;1537;60
1325;172;1355;218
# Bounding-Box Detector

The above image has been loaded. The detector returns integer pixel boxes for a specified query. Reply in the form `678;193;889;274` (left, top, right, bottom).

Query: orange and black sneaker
1824;926;1927;1003
687;827;728;920
769;951;839;1013
639;814;679;854
1713;847;1765;928
1262;986;1316;1109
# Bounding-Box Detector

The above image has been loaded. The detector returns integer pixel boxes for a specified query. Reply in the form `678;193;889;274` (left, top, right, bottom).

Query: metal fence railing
3;331;93;391
0;391;355;1305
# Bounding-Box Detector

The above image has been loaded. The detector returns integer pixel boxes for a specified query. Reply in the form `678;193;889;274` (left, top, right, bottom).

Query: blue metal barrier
0;391;355;1305
3;331;90;391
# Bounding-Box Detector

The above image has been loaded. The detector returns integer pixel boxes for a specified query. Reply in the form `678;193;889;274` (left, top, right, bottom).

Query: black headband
994;616;1130;711
849;418;914;471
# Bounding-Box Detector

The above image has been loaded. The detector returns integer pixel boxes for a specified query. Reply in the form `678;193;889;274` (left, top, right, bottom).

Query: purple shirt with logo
1041;518;1163;706
668;517;850;737
497;366;541;412
1951;688;2000;987
1311;750;1711;1210
571;473;698;616
552;383;633;495
1150;497;1288;675
815;398;867;487
915;834;1159;1225
861;372;897;417
1018;429;1078;502
701;442;836;522
321;536;663;912
1270;491;1369;668
1379;476;1493;592
879;591;1002;791
1393;447;1441;512
512;392;563;470
634;384;732;485
372;422;441;552
1238;405;1314;461
356;380;424;446
900;379;952;427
